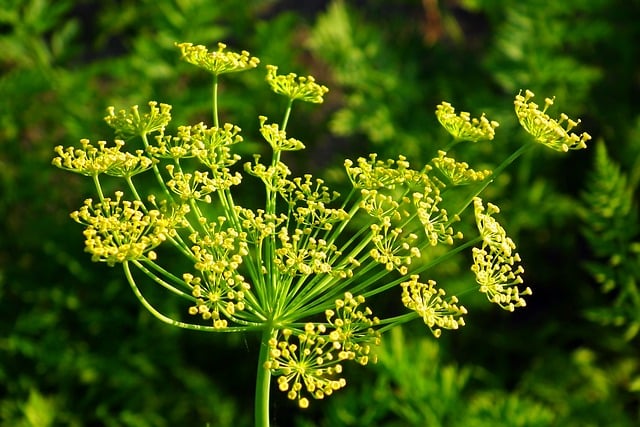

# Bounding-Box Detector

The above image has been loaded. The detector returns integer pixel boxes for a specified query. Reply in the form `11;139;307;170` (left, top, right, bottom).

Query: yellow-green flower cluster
175;42;259;75
165;165;218;203
105;101;172;139
347;154;462;254
235;207;287;245
324;292;381;365
275;229;341;276
344;154;415;190
412;191;463;246
147;125;195;159
514;89;591;152
471;197;532;311
244;158;292;194
52;139;155;178
265;294;379;408
369;217;420;274
400;275;467;337
435;101;499;142
186;221;251;328
431;150;492;185
266;64;329;103
259;116;305;152
265;324;346;409
71;192;185;266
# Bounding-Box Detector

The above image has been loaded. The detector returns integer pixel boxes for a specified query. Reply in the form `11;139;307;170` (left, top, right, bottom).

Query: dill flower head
266;294;380;408
265;324;347;409
369;218;420;275
400;275;467;337
105;101;172;139
344;154;414;190
412;191;463;246
514;89;591;152
53;139;156;178
259;116;305;152
266;64;329;103
325;292;381;365
471;197;532;311
435;101;499;142
175;42;259;75
431;150;492;186
70;192;186;266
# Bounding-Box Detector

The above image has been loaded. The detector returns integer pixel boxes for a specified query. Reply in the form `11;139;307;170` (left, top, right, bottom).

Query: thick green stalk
255;326;275;427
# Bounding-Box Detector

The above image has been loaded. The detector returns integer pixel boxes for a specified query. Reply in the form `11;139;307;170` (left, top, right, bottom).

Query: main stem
255;326;275;427
254;99;295;427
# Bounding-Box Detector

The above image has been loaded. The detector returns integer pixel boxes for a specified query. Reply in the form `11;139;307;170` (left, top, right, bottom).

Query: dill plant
52;41;590;426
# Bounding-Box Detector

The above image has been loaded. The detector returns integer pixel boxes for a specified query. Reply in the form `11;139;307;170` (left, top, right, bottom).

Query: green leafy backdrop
1;0;638;425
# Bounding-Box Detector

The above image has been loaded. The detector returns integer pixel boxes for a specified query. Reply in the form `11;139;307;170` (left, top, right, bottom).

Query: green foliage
580;141;640;339
482;0;605;101
300;327;556;427
3;0;640;425
308;0;440;159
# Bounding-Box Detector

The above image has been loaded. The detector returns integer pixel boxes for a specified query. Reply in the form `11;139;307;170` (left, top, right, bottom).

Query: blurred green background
1;0;639;425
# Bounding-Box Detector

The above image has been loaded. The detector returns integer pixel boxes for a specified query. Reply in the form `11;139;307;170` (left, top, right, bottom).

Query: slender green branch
92;174;105;203
453;142;535;220
213;74;219;128
140;133;174;201
132;259;194;296
123;262;251;333
281;98;294;131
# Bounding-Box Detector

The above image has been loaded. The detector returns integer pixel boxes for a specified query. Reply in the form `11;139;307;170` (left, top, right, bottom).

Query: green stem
255;326;275;427
213;74;219;128
281;98;294;131
453;141;535;220
92;175;105;203
140;133;174;201
123;261;250;333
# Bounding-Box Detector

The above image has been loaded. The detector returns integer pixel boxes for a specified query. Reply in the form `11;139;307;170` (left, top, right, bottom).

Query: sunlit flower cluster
70;192;186;266
165;165;219;203
344;154;415;190
186;221;251;328
275;229;341;276
514;89;591;152
412;190;463;246
105;101;172;139
259;116;305;152
175;42;260;76
264;324;346;409
266;294;379;408
435;101;499;142
471;197;532;311
324;292;381;365
369;218;420;274
52;139;155;178
400;275;467;337
266;64;329;104
147;125;195;159
431;150;492;185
